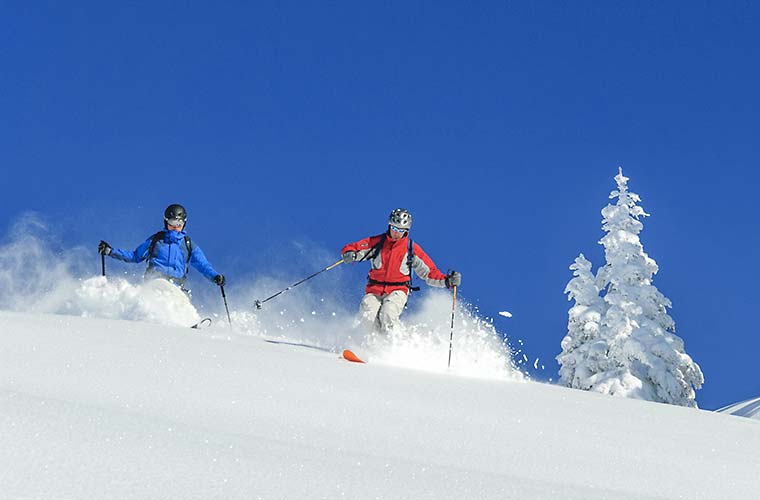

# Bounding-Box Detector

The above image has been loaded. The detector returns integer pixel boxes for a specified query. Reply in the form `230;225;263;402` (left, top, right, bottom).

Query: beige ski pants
358;290;408;334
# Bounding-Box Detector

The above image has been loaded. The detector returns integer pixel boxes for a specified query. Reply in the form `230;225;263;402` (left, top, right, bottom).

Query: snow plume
558;169;703;407
221;284;522;381
0;216;520;381
363;290;524;381
0;213;89;312
68;277;201;327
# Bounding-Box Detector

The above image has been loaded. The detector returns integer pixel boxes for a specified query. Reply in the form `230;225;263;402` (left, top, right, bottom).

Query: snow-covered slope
717;397;760;420
2;310;758;500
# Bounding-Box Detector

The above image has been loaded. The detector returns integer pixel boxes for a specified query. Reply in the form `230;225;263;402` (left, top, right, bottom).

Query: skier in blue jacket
98;204;225;292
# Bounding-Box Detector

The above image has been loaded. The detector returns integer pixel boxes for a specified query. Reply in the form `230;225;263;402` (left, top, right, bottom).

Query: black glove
98;240;112;256
445;270;461;288
213;274;226;287
342;251;357;263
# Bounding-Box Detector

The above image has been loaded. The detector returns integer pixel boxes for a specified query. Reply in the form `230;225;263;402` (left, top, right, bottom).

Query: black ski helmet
164;203;187;228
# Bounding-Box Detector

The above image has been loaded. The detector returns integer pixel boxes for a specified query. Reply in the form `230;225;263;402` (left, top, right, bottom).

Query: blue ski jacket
109;229;219;282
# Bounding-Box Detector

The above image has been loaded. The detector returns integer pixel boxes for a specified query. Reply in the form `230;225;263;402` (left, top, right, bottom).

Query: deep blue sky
2;2;758;409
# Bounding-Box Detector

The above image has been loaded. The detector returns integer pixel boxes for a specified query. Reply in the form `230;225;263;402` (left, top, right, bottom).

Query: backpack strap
147;231;165;261
184;235;193;265
407;237;420;292
361;233;387;262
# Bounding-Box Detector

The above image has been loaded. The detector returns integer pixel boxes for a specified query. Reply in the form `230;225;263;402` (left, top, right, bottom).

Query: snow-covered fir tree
557;168;704;408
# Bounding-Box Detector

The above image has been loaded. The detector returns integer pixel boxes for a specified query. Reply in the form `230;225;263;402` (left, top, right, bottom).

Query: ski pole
447;285;457;368
220;285;232;326
254;259;344;309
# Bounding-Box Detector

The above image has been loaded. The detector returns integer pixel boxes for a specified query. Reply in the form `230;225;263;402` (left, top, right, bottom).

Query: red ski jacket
341;233;449;295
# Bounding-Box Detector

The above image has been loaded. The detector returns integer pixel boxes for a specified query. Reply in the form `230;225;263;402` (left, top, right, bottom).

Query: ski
190;318;212;329
342;349;366;363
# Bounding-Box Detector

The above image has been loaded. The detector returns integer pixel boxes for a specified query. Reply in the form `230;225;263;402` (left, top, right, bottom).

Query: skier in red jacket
341;208;461;334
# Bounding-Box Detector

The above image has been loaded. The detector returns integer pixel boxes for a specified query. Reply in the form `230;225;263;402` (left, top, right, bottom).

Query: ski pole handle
324;259;345;271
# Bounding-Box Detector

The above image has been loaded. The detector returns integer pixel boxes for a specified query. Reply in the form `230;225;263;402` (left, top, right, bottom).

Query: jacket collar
165;229;187;243
385;231;408;246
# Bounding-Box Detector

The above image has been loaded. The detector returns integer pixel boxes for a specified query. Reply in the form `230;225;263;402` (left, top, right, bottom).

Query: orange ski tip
342;349;365;363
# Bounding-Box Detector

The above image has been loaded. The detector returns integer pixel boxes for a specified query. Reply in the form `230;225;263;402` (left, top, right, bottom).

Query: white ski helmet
388;208;412;230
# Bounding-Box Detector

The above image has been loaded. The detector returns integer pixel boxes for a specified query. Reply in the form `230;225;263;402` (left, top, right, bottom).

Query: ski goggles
390;225;408;233
165;217;186;227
